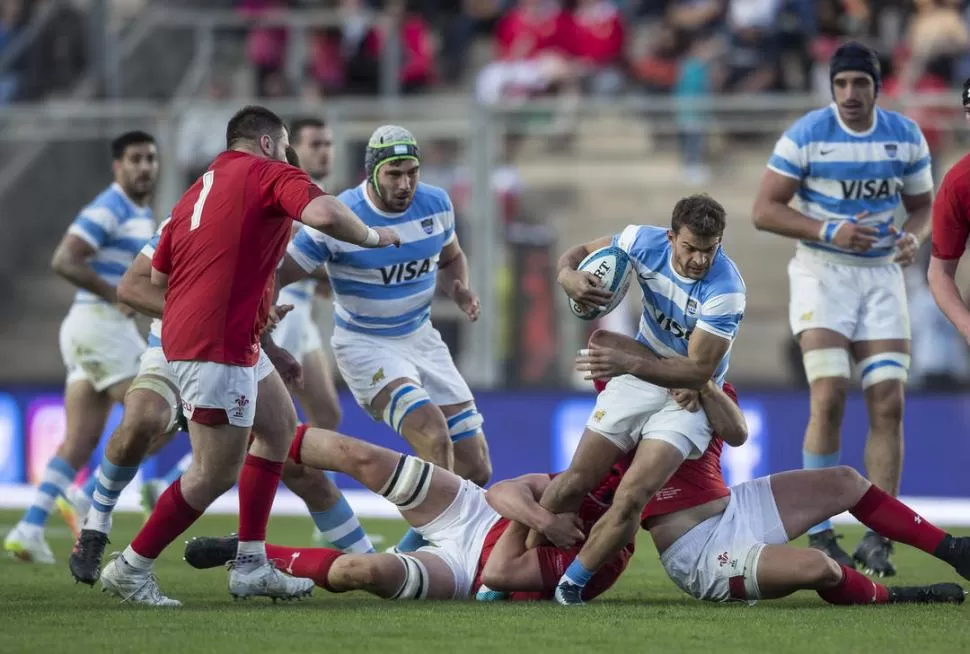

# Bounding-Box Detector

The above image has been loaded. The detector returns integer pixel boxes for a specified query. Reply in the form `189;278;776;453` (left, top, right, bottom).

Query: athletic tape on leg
857;353;910;389
390;553;430;600
802;348;851;383
383;385;432;434
379;455;434;512
447;406;484;443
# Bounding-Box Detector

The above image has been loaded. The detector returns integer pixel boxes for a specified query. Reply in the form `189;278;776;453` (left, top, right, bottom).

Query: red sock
850;485;947;554
130;478;203;559
288;424;309;464
238;454;283;542
265;544;344;590
817;563;889;605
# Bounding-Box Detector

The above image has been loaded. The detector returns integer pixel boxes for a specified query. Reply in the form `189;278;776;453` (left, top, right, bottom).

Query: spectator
717;0;781;93
675;35;720;184
380;0;437;93
632;21;682;93
666;0;725;40
570;0;626;95
240;0;291;96
476;0;572;105
901;0;969;88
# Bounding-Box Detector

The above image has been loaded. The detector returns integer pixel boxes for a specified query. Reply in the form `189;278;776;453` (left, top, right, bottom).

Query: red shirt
472;465;634;602
153;150;325;366
640;383;736;523
569;1;625;67
932;153;970;261
494;6;570;61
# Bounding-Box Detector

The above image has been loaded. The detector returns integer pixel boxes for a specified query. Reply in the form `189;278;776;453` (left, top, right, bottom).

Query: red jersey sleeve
258;160;326;222
152;220;173;274
932;171;970;261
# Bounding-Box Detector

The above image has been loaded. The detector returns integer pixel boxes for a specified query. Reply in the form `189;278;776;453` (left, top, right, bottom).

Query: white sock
234;540;267;571
121;545;155;572
86;506;112;534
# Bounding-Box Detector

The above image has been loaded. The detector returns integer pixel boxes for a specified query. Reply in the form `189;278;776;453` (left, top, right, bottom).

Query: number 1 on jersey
190;171;215;231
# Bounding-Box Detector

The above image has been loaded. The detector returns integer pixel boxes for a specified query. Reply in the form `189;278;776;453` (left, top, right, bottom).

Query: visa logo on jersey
839;180;898;200
653;307;693;340
380;258;433;284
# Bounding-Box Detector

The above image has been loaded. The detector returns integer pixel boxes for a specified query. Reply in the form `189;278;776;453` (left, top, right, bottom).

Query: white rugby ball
568;245;633;321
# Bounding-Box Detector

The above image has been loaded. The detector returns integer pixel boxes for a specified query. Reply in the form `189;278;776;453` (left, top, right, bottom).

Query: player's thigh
294;349;341;428
59;304;146;394
330;330;420;414
755;544;843;599
252;367;299;445
184;420;251;483
788;255;859;340
769;467;869;540
852;263;911;343
614;438;685;513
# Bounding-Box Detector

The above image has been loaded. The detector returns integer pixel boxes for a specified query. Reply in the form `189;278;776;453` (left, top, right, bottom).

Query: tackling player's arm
697;382;747;446
557;235;616;308
51;234;123;306
927;171;970;340
117;252;164;318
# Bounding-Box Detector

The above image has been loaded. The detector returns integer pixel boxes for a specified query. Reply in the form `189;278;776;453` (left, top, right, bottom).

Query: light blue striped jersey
767;104;933;265
140;218;168;347
287;181;456;337
66;182;154;304
278;180;325;313
613;225;746;384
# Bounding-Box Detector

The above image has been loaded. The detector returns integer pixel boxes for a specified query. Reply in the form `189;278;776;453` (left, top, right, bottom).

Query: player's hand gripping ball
565;246;633;320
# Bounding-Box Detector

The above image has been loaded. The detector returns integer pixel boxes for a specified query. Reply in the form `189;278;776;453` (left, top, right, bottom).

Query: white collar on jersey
111;182;151;212
359;180;410;219
830;102;878;138
668;260;699;285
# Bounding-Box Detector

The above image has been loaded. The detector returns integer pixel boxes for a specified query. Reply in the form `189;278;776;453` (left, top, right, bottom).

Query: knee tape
379;454;434;512
446;406;484;443
383;384;432;434
858;353;910;389
802;348;851;383
391;553;430;600
126;375;180;433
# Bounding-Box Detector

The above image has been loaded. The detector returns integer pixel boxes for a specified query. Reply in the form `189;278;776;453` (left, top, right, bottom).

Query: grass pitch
2;510;968;654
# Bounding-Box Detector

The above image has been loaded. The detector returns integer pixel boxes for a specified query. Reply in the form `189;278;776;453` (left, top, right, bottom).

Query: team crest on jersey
420;218;434;235
884;143;897;158
592;409;606;422
686;299;698;316
371;368;385;386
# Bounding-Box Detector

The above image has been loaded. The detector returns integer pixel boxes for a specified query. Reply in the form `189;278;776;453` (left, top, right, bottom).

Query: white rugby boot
4;523;55;564
228;561;314;601
99;554;182;607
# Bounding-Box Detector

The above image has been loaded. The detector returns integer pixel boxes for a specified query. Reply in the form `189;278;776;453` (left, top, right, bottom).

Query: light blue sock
562;559;594;588
82;469;98;500
310;495;376;553
804;450;841;535
22;456;76;528
88;459;140;533
162;453;192;486
396;528;428;553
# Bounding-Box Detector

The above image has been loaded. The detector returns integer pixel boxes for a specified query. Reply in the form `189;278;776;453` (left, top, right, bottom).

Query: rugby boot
808;528;855;568
184;534;238;569
70;528;110;585
888;583;965;604
854;532;896;577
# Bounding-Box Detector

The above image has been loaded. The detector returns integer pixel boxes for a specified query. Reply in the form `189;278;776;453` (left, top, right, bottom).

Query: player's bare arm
558;235;615;309
753;170;878;251
486;474;583;546
895;191;933;266
117;253;164;319
300;195;400;249
479;520;545;591
696;383;747;446
51;234;130;313
577;327;730;390
437;237;479;322
928;256;970;341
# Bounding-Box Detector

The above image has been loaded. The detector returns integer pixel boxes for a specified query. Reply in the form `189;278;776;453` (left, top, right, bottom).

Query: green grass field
3;510;969;654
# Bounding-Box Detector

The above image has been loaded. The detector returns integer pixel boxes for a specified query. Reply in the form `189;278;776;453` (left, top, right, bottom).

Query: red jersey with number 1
931;152;970;261
153;150;325;366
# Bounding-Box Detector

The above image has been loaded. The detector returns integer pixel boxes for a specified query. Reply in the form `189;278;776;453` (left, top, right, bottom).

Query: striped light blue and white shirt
767;104;933;265
139;218;168;347
66;182;155;304
287;181;456;338
613;225;746;384
278;180;325;316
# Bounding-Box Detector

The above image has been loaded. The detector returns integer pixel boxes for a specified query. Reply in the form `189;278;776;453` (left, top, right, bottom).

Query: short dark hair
289;116;326;145
226;105;286;150
111;131;155;160
670;193;726;239
285;145;301;167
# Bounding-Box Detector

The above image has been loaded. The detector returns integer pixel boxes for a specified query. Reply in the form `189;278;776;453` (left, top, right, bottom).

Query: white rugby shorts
59;303;146;391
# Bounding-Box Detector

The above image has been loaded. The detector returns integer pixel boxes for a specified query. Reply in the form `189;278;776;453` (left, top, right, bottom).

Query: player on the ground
277;125;492;554
751;41;934;576
927;79;970;341
183;423;633;603
68;210;373;586
597;330;968;606
97;105;399;607
534;193;746;606
4;131;158;564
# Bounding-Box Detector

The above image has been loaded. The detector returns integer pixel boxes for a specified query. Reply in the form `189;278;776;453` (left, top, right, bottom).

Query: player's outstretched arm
696;382;747;446
50;234;121;306
300;195;399;248
117;253;164;319
558;235;616;308
437;237;479;321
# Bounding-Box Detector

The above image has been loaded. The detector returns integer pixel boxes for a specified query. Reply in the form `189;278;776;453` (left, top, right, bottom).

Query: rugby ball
568;245;633;321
